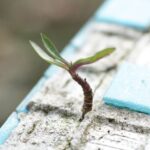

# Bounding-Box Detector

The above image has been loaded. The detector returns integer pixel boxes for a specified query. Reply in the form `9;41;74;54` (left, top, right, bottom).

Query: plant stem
69;70;93;121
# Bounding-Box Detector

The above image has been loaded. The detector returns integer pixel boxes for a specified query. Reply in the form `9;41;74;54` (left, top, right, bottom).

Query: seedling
30;33;115;120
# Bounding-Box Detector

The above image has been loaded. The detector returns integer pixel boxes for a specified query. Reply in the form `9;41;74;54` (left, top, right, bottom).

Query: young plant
30;33;115;120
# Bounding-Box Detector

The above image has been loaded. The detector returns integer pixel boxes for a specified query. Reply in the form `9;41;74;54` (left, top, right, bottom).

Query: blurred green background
0;0;103;125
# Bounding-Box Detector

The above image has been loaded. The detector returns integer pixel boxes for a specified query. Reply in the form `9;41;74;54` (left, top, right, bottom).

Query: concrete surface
2;22;150;149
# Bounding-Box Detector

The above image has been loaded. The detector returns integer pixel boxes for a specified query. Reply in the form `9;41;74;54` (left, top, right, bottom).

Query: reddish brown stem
69;70;93;121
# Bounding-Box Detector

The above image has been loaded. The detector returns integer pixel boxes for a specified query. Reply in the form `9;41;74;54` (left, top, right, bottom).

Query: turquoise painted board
104;62;150;114
95;0;150;31
0;112;19;144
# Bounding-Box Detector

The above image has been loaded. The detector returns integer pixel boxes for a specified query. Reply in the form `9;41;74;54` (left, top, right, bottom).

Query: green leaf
30;40;69;70
72;47;115;68
41;33;68;64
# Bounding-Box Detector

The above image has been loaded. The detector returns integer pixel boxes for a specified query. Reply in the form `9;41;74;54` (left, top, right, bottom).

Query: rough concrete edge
94;0;148;31
16;77;47;113
0;77;47;145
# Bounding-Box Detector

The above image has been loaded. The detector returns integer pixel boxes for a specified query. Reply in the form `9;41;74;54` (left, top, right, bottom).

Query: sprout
30;33;115;121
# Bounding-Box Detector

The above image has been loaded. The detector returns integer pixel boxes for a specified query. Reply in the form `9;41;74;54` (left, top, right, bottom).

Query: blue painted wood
104;62;150;114
0;112;19;145
16;77;47;113
95;0;150;31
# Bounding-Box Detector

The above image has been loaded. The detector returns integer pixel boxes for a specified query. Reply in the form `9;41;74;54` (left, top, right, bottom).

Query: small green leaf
30;40;69;70
41;33;68;64
72;47;115;68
